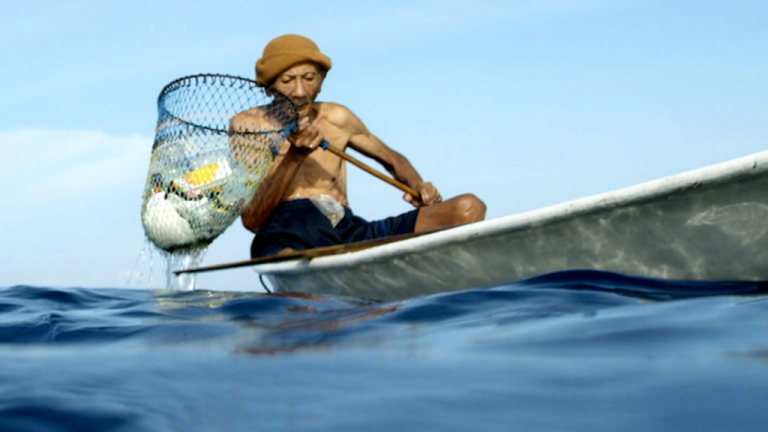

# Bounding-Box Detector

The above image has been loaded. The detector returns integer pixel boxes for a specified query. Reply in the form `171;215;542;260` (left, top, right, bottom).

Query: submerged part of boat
250;150;768;300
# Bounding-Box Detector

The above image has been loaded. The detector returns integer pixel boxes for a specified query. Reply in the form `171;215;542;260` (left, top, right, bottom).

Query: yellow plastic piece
182;162;219;186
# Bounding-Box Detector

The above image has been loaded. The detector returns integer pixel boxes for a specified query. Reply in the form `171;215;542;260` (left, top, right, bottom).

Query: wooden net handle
321;142;421;199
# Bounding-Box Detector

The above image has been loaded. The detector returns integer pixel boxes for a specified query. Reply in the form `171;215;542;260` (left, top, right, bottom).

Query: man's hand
287;117;324;153
403;181;442;207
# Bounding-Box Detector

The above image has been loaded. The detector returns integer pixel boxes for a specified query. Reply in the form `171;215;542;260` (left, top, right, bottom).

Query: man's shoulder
318;102;359;130
229;108;261;131
232;107;261;118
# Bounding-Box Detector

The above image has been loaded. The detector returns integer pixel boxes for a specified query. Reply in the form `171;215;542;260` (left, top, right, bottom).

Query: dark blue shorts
250;199;420;258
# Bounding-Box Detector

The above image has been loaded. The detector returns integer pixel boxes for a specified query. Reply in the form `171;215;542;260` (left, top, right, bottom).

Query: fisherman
234;34;486;258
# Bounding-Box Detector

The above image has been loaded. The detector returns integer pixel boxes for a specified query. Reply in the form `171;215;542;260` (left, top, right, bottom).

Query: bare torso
272;102;352;206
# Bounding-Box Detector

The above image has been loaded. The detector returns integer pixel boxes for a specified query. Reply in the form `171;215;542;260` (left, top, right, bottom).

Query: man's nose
292;80;307;98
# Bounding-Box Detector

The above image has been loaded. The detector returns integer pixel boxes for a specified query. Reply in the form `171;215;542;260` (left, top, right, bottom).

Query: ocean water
2;270;768;432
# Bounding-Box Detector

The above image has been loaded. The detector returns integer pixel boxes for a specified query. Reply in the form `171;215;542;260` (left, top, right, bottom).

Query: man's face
271;62;324;119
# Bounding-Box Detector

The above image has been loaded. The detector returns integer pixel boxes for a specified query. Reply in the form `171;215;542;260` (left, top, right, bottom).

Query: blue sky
1;0;766;289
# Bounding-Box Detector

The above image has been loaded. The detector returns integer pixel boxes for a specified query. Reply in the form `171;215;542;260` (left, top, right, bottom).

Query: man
233;34;486;258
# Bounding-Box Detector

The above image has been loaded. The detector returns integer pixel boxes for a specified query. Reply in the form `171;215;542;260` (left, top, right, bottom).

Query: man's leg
414;193;486;232
324;194;485;246
250;199;346;258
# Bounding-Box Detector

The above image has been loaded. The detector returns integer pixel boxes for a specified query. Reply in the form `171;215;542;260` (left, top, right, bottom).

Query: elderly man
233;34;486;258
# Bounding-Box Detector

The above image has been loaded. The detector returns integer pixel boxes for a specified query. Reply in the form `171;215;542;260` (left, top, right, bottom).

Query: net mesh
141;74;297;252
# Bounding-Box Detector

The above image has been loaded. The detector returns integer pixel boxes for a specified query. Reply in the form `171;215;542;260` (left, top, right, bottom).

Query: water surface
1;270;768;431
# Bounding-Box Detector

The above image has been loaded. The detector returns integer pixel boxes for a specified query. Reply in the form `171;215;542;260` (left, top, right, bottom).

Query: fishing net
141;74;297;252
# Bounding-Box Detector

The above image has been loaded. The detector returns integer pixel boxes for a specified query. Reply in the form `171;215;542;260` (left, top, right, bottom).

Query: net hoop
141;73;298;252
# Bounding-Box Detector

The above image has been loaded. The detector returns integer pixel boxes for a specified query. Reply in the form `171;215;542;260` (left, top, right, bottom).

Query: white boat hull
254;151;768;300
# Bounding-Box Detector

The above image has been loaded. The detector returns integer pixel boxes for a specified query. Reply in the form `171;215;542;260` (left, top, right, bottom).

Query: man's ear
317;66;327;95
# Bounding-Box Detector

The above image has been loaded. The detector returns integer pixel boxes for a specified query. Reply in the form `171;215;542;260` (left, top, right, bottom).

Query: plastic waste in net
141;74;297;252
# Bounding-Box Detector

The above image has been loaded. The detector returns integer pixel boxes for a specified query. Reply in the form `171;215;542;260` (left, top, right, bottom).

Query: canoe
243;150;768;301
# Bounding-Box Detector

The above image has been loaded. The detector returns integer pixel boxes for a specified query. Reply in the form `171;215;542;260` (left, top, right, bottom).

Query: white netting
141;74;297;252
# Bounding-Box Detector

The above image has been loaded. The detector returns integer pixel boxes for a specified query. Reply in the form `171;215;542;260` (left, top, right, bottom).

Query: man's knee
450;194;486;223
414;193;486;232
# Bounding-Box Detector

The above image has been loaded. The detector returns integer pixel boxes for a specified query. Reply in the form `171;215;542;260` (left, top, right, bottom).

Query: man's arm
334;105;441;206
234;115;323;233
239;149;305;233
